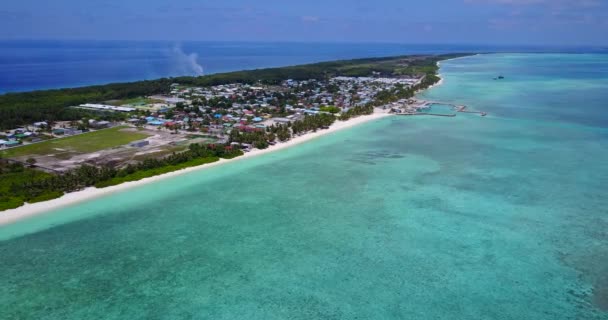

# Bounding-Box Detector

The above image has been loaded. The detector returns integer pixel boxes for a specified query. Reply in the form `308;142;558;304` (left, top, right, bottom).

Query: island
0;53;471;215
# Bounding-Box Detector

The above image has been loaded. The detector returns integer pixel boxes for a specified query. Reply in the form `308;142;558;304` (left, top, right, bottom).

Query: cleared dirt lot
2;126;216;171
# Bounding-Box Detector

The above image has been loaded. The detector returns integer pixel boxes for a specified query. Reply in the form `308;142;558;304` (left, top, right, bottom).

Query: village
1;74;439;171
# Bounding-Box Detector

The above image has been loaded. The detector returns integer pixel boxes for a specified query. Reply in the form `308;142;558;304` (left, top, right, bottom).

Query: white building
79;104;136;112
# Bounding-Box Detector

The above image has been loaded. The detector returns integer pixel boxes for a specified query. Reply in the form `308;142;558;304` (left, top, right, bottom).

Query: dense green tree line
339;105;374;120
0;161;57;210
266;124;292;142
291;114;336;135
1;143;243;211
229;129;270;149
0;80;173;130
229;113;338;148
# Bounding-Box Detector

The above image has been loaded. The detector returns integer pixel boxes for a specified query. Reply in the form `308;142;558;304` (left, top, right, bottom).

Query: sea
0;40;606;93
1;51;608;319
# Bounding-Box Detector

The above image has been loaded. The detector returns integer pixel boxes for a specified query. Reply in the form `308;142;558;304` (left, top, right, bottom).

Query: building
64;128;83;136
3;140;21;147
272;118;292;124
148;120;165;126
149;96;186;104
79;103;136;112
89;120;111;129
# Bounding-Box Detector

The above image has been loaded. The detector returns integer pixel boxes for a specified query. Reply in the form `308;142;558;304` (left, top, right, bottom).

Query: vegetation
290;114;336;135
0;161;57;210
0;126;150;158
267;124;292;142
0;53;471;211
1;143;243;211
319;106;341;114
339;105;374;121
106;97;164;106
229;129;271;149
228;112;343;148
371;74;442;107
94;157;220;188
0;53;470;130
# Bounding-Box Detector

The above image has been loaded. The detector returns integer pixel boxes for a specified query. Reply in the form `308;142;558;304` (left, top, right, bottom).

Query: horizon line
0;38;606;48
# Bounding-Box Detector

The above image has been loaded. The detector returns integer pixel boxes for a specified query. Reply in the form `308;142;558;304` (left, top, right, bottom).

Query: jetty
456;105;487;117
395;113;456;117
387;99;487;118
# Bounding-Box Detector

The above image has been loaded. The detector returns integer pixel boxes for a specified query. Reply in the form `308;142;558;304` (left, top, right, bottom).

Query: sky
1;0;607;46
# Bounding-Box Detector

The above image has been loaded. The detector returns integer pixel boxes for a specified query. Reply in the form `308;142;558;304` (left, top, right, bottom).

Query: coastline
429;53;477;90
429;76;444;90
0;54;468;227
0;111;391;226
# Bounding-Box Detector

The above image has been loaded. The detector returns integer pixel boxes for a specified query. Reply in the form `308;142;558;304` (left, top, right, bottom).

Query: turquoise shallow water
1;54;608;319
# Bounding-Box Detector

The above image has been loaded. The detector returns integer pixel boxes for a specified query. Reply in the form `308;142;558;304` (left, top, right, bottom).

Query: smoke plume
169;45;204;76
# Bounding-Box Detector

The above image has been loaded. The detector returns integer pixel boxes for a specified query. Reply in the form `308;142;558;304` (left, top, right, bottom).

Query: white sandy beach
0;111;391;226
431;61;448;90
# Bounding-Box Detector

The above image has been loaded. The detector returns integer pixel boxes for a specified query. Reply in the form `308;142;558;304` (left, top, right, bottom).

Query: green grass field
0;126;150;158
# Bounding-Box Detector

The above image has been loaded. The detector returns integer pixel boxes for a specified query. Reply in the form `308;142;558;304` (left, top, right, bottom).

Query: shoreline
0;55;468;227
428;54;477;91
429;77;444;90
0;111;391;226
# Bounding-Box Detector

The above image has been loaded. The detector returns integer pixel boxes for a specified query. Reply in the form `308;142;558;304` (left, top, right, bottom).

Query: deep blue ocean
1;40;606;93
